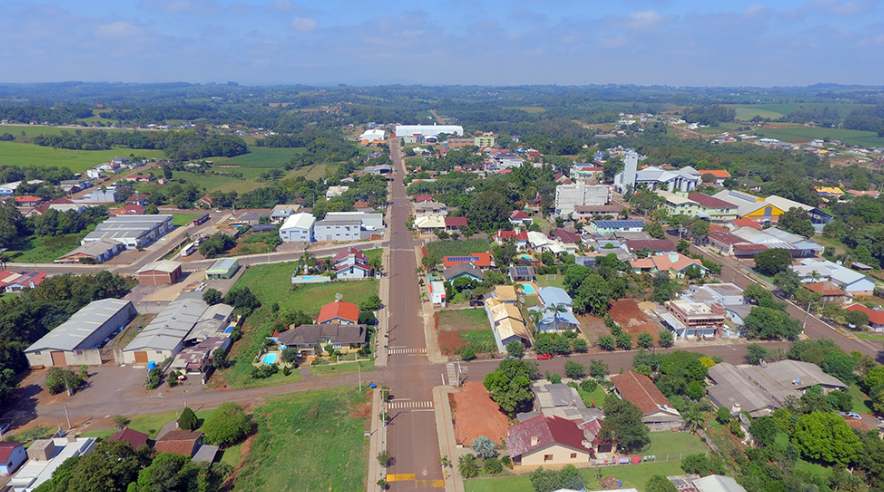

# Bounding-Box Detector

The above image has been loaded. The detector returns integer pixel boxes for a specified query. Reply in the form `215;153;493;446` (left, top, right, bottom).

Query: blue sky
1;0;882;86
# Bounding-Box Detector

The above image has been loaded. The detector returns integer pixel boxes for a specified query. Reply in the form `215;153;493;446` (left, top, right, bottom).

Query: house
137;260;183;286
791;259;875;296
74;188;118;204
591;220;644;234
110;204;146;216
108;428;149;451
706;363;777;417
659;299;726;339
507;416;594;466
29;197;85;216
734;178;762;191
154;430;204;458
414;214;446;231
325;185;349;199
570;163;604;180
0;442;26;475
317;300;359;325
610;371;684;430
529;287;580;333
629;252;706;278
124;174;153;183
492;152;525;169
555;182;610;216
846;304;884;332
430;280;446;305
82;215;174;249
414;201;448;215
527;231;565;254
205;258;239;280
510;210;532;226
509;265;536;283
551;230;582;253
270;204;302;222
803;281;849;305
494;285;519;304
494;230;529;250
315;212;383;241
688;193;739;222
8;437;97;492
4;271;47;292
624;239;675;255
444;262;485;284
170;336;232;375
54;238;124;264
694;475;748;492
278;213;316;242
442;253;494;269
125;192;150;205
277;324;367;356
444;216;468;231
697;170;731;185
14;196;43;208
657;190;701;217
485;298;530;351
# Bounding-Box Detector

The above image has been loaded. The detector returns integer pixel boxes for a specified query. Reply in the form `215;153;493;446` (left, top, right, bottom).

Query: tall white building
554;181;610;216
394;124;464;138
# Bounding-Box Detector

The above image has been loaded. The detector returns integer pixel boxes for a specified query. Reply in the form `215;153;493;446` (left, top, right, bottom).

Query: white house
430;281;446;305
325;185;349;200
792;259;876;296
614;166;701;194
554;181;610;216
278;213;316;242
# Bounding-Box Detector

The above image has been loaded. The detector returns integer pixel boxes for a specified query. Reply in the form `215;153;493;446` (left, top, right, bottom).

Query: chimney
531;436;539;446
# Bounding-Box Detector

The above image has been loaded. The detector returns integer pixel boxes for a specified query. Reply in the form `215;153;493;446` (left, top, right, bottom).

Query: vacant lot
577;314;609;343
437;309;494;355
213;147;304;168
464;460;686;492
0;140;167;173
450;381;509;446
234;387;369;492
8;230;90;263
608;300;660;342
638;431;709;459
232;261;377;315
427;238;489;259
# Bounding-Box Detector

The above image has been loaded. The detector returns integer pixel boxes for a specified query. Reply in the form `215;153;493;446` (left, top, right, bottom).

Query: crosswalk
388;347;427;354
387;400;434;409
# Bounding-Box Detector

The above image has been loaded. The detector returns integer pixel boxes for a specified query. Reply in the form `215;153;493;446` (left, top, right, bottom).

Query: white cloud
781;0;876;20
291;17;317;32
94;21;143;38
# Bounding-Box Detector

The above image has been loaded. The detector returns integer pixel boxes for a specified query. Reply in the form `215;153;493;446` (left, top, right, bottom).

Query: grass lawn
0;140;167;173
310;359;374;377
171;212;204;226
427;238;490;259
212;147;304;168
80;408;218;440
856;333;884;341
232;261;378;314
847;383;873;413
234;387;369;492
8;230;90;263
464;461;687;492
637;431;709;460
794;458;833;477
219;442;243;468
576;384;608;408
535;273;565;290
459;330;496;353
439;309;489;331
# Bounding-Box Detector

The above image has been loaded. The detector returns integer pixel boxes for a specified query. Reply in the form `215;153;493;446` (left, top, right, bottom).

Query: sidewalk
416;245;448;364
367;388;387;492
375;246;390;368
433;385;466;492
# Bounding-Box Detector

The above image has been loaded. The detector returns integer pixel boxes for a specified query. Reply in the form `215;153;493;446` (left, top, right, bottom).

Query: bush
459;346;476;361
251;363;279;379
146;367;162;390
45;367;85;395
571;338;588;353
202;402;251;445
483;457;502;475
597;335;615;351
550;374;562;384
281;347;299;364
716;406;731;424
681;453;726;476
505;340;524;358
580;379;598;393
471;435;497;459
564;360;586;379
178;407;198;430
658;328;674;347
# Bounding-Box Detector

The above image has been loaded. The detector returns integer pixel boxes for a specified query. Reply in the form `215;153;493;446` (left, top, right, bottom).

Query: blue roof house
531;287;580;333
591;220;645;233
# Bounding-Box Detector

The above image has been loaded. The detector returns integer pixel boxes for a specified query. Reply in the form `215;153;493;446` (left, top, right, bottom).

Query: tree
636;332;654;349
677;239;691;254
377;450;392;467
53;439;148;492
457;453;480;478
201;401;251;445
754;248;794;276
571;338;588;353
681;404;704;434
616;332;633;350
505;340;524;358
864;366;884;392
599;393;650;451
212;347;229;369
482;456;502;474
597;335;615;351
45;367;84;395
203;287;224;306
657;328;675;347
743;306;802;340
563;265;592;294
716;407;732;425
471;435;497;459
793;411;862;466
646;475;678;492
177;407;198;431
745;343;769;364
821;351;857;384
564;360;586;379
573;273;610;316
845;310;870;330
529;465;585;492
589;359;609;379
773;268;802;298
224;287;261;315
422;251;438;272
467;191;510;231
749;416;779;447
360;294;382;311
779;207;815;237
483;358;537;416
643;222;666;239
681;453;725;476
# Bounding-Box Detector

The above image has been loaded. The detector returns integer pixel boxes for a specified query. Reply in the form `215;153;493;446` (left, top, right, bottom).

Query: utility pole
183;390;188;409
358;363;362;392
64;403;72;430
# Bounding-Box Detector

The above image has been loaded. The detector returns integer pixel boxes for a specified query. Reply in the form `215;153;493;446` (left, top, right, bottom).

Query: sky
1;0;882;87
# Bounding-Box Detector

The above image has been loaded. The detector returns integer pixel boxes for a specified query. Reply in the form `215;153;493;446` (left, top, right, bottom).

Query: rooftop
277;324;366;345
610;371;674;416
507;415;590;458
26;299;136;353
317;300;359;323
137;260;181;274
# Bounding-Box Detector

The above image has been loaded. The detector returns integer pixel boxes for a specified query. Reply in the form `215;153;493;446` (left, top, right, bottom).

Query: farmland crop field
728;103;871;121
755;125;884;147
0;141;167;173
211;147;304;168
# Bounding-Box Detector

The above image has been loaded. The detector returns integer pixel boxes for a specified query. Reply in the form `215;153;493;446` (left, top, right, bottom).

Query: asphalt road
670;232;883;361
382;138;445;489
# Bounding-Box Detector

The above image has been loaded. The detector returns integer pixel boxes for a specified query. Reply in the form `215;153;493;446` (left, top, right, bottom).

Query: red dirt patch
451;381;509;446
577;314;608;342
608;300;659;340
350;401;372;430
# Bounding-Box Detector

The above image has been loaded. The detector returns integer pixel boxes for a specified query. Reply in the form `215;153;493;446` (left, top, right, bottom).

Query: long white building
395;124;463;138
554;181;610;216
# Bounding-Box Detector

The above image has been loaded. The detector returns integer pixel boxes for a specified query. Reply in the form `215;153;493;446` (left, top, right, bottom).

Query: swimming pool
261;353;278;365
521;284;536;294
520;254;532;260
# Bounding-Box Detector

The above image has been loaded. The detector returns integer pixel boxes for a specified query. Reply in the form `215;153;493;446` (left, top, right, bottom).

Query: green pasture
727;103;870;121
0;141;167;173
755;125;884;147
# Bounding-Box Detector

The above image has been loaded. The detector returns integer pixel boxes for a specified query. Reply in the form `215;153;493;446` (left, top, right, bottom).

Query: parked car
537;353;552;360
0;423;10;436
469;300;484;307
839;411;862;420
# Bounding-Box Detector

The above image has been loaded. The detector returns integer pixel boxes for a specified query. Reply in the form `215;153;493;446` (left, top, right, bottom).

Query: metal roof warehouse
82;215;174;249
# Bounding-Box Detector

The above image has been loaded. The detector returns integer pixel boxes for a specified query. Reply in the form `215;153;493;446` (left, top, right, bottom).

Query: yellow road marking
386;473;416;482
431;479;445;487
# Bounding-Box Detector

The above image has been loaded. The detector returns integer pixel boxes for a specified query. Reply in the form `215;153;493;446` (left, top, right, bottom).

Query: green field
755;125;884;147
171;212;203;226
727;103;870;121
535;274;565;290
576;384;608;408
464;460;687;492
234;387;369;491
637;431;709;459
427;238;490;259
80;408;218;440
0;141;167;173
310;359;374;377
439;309;489;331
8;230;90;263
847;383;873;413
233;261;378;315
2;124;133;139
212;147;304;168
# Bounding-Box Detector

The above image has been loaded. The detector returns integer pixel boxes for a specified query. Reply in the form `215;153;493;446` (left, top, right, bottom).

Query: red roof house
108;428;150;450
317;300;360;325
506;416;593;465
153;430;203;457
728;218;762;230
111;204;147;216
846;304;884;329
14;196;43;207
610;371;683;427
444;217;468;230
443;252;494;269
413;194;433;203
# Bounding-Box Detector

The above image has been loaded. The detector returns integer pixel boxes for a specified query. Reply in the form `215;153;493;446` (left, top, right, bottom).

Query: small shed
137;260;183;285
206;258;240;280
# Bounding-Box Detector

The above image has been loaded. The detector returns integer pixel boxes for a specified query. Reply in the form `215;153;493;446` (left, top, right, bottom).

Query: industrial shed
25;299;137;367
137;260;183;286
205;258;239;280
121;297;209;365
82;215;174;249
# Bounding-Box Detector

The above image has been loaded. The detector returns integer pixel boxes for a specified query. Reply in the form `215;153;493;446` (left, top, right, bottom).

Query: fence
590;451;708;467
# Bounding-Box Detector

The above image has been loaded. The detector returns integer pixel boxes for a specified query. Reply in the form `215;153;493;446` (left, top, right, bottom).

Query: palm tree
547;304;569;332
527;309;543;333
681;404;705;434
457;453;480;479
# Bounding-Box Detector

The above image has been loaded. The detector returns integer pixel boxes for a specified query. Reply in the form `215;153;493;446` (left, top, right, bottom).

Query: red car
537;353;552;360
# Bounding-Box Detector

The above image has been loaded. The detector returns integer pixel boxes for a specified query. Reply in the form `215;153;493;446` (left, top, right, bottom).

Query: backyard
464;460;686;492
437;309;495;355
233;387;369;492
